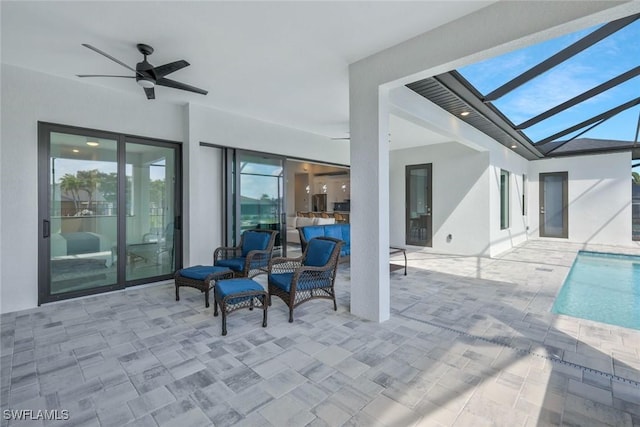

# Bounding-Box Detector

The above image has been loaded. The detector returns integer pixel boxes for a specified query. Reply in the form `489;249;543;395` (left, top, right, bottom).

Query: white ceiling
1;1;492;141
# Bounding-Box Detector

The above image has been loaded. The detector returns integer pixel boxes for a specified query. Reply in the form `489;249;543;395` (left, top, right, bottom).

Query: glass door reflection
238;153;285;256
125;142;178;281
49;132;118;295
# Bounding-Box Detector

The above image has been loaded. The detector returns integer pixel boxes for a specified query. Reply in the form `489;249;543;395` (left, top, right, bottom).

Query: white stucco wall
184;103;347;267
350;0;634;322
488;147;529;257
0;65;349;314
390;142;491;256
528;151;634;247
389;87;530;257
1;64;185;313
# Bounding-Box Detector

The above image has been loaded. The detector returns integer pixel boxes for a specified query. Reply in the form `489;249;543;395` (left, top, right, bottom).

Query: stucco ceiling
1;1;492;141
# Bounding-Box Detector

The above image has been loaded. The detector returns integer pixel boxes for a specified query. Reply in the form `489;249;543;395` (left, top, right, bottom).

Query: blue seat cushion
269;273;294;292
216;278;265;304
179;265;231;281
241;231;271;256
215;257;246;272
303;239;336;267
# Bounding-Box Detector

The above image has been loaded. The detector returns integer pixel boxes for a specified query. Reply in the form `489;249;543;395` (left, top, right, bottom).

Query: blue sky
459;18;640;144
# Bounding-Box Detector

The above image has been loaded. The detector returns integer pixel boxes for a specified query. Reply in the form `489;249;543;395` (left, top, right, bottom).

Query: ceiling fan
77;43;208;100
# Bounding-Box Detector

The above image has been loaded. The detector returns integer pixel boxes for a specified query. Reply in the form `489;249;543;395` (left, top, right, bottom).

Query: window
500;170;510;229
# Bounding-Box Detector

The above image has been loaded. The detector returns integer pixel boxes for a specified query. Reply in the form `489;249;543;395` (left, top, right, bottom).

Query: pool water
552;251;640;330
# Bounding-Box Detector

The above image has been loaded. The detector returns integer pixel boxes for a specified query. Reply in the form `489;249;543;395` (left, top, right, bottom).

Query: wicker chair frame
268;237;343;322
214;229;278;278
174;268;234;308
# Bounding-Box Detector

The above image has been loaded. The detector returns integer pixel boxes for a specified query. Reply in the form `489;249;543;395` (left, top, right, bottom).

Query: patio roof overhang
406;12;640;161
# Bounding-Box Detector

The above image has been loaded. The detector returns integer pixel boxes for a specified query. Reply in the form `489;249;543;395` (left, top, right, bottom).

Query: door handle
43;220;50;238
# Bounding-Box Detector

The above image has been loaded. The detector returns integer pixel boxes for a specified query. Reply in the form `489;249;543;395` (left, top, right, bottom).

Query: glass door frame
539;171;568;238
223;148;287;256
38;122;182;304
405;163;433;247
124;136;183;285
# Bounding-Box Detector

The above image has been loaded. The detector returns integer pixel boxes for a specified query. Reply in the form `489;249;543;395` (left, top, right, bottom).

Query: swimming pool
552;251;640;330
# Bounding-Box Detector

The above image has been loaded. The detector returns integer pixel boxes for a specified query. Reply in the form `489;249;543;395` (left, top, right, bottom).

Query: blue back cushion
340;224;350;242
242;231;271;256
300;226;325;243
324;225;342;240
303;239;336;267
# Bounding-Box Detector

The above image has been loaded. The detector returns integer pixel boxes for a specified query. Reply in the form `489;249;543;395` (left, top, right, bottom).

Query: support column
349;69;390;322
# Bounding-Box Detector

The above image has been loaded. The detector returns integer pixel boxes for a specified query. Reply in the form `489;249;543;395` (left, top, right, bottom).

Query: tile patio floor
1;240;639;426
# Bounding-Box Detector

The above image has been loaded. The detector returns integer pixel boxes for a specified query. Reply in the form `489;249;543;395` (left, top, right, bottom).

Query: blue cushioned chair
268;237;343;322
214;229;278;278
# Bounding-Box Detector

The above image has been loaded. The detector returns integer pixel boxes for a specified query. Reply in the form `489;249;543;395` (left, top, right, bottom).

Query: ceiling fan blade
82;44;142;76
77;74;135;78
156;77;208;95
153;60;190;78
144;87;155;100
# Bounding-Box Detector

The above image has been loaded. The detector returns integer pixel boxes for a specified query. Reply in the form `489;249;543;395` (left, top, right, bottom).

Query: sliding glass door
38;123;181;304
224;150;286;256
45;131;119;296
125;140;178;281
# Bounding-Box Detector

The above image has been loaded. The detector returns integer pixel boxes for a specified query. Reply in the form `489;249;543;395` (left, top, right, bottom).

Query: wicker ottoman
174;265;234;308
214;278;268;336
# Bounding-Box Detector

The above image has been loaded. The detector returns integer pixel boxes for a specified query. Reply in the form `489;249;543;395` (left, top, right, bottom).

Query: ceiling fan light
137;78;155;89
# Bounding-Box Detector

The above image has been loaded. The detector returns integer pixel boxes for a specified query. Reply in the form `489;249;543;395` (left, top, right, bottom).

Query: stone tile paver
0;241;638;426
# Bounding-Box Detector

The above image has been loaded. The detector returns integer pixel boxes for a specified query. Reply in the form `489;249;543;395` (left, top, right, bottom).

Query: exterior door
539;172;568;238
234;152;286;256
38;122;181;304
41;127;120;299
406;163;433;247
125;139;181;282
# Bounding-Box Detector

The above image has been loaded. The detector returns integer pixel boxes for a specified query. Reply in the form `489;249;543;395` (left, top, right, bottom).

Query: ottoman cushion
216;278;265;305
179;265;231;281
